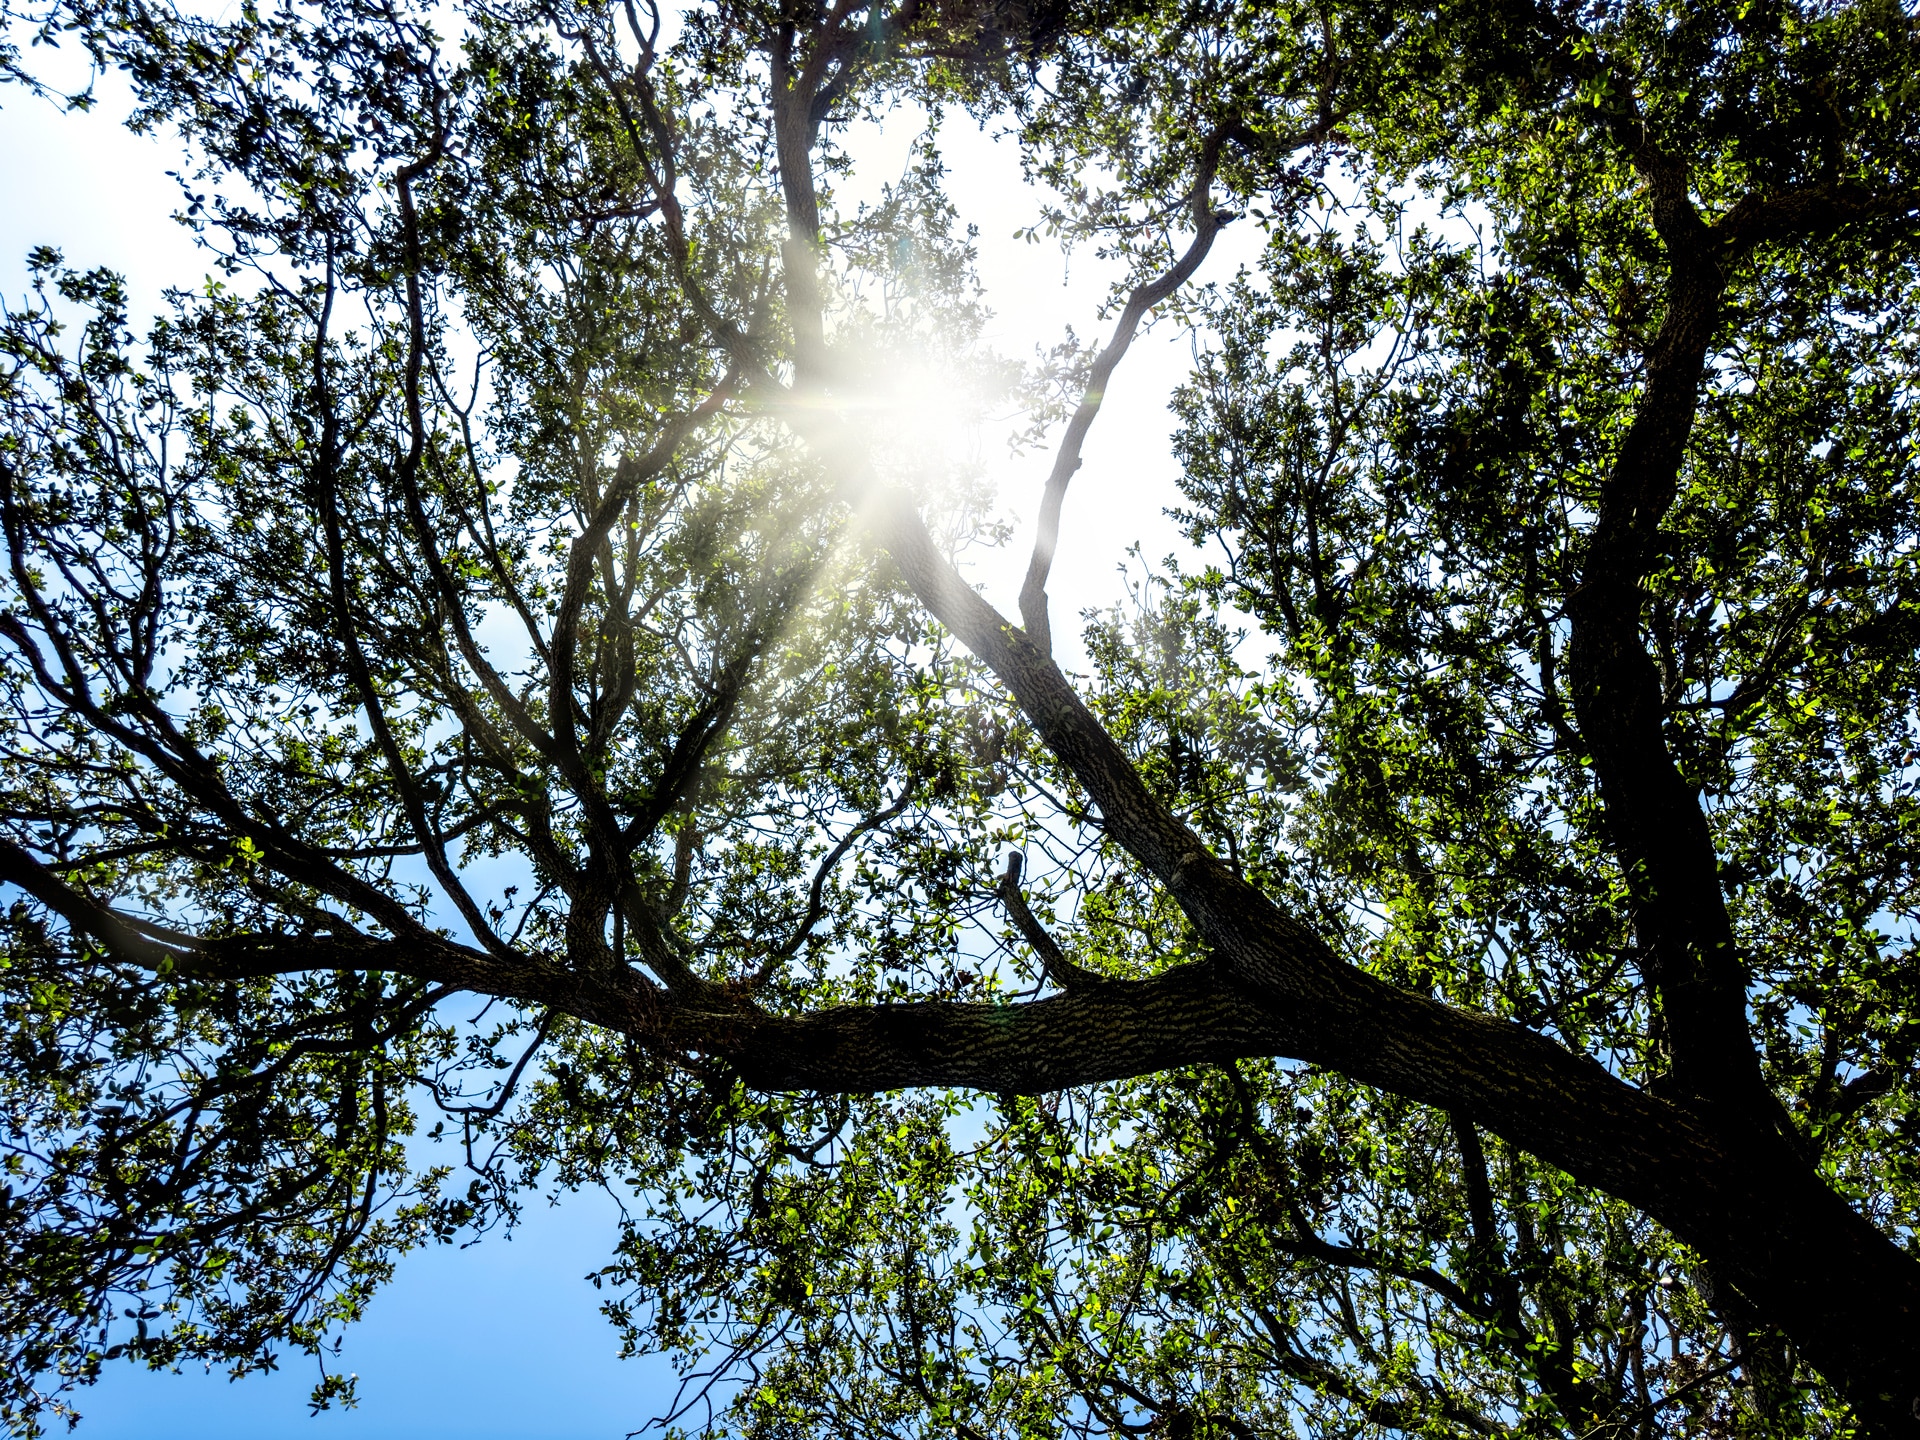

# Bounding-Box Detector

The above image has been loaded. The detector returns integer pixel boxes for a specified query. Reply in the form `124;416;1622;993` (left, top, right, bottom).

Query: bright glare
844;352;993;497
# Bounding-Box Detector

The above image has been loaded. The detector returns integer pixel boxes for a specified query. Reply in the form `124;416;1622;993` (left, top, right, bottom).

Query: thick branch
0;836;178;968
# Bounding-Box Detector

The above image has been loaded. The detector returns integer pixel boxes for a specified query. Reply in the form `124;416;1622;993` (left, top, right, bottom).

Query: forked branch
996;852;1105;992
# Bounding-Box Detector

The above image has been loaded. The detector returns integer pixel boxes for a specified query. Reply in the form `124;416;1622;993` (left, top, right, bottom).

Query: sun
840;346;997;498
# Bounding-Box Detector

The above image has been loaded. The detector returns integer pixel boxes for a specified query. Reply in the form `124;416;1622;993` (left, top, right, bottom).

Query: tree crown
3;0;1920;1434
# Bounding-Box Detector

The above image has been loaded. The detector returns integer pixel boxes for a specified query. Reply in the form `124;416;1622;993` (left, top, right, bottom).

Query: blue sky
73;1188;680;1440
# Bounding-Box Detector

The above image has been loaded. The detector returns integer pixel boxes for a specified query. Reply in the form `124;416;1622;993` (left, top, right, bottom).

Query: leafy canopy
2;0;1920;1436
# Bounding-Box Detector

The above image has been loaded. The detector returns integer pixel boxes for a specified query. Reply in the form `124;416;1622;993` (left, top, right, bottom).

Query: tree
1;0;1918;1432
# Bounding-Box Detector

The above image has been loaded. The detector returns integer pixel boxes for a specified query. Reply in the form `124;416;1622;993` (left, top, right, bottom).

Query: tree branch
995;851;1106;993
1019;142;1233;655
